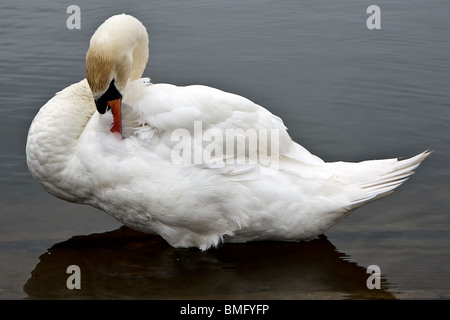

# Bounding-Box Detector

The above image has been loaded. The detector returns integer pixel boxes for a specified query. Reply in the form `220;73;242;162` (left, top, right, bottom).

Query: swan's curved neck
26;79;95;202
27;14;149;201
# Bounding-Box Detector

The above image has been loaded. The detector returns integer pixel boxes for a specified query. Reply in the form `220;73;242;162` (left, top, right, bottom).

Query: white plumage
26;14;429;250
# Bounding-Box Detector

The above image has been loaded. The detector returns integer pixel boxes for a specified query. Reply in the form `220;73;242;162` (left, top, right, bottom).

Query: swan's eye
95;98;108;114
94;79;122;114
94;100;113;114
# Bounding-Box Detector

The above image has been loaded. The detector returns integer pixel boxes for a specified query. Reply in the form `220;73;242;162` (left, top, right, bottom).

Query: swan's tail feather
347;150;431;210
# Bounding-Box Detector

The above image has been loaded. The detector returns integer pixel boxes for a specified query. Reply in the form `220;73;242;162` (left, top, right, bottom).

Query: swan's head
86;14;149;135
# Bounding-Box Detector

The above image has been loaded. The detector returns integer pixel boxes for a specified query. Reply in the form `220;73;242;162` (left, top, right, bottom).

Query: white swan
26;14;429;250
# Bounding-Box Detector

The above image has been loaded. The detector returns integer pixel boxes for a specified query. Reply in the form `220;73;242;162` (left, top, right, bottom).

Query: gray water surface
1;0;449;299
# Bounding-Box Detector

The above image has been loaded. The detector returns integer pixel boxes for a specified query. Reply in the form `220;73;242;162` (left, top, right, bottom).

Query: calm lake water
1;0;449;300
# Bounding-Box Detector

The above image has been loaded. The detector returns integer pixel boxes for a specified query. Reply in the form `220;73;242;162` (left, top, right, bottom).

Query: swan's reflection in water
24;227;396;299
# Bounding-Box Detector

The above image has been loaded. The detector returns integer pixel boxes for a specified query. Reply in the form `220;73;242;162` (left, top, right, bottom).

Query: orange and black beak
95;79;123;136
106;98;122;135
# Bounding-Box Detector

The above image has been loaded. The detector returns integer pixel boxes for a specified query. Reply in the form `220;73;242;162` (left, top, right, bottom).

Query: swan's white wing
121;79;324;179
